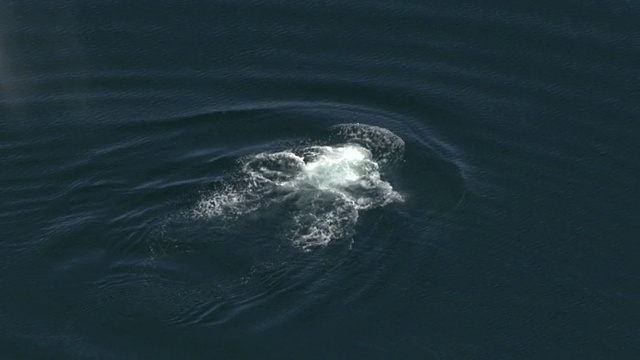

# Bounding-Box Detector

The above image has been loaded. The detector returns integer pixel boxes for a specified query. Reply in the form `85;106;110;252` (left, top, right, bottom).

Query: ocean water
1;0;639;358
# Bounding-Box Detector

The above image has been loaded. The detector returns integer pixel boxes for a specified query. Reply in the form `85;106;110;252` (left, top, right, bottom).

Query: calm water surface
1;0;639;358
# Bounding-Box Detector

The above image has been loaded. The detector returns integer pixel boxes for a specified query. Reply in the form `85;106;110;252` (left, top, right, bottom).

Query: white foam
193;124;404;250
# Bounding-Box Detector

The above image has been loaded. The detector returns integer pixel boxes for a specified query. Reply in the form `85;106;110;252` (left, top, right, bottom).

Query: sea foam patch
193;123;404;250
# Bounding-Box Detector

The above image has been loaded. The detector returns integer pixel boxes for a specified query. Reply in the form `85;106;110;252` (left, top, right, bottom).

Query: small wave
193;123;404;250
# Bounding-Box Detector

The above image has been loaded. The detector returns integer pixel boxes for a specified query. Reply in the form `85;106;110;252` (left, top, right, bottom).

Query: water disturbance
2;0;638;358
193;123;405;250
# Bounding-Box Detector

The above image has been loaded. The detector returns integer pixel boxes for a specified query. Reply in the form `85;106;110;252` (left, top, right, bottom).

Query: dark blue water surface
2;0;640;358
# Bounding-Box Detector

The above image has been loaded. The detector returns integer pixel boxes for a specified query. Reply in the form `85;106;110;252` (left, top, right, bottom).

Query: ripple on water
128;102;470;332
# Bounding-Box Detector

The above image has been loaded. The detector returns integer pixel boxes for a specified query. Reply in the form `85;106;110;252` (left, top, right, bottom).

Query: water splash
193;123;404;250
